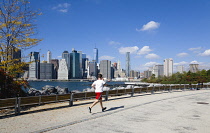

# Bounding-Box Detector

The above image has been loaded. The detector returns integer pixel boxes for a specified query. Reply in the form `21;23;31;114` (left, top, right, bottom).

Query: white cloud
188;47;202;53
188;47;202;51
52;3;71;13
190;60;199;64
109;41;121;45
174;61;188;66
199;49;210;56
136;21;160;31
176;52;189;57
119;46;139;54
99;56;115;60
144;62;160;67
137;46;152;55
145;53;160;59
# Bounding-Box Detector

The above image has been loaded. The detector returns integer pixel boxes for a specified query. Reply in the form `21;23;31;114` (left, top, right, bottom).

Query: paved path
1;89;210;133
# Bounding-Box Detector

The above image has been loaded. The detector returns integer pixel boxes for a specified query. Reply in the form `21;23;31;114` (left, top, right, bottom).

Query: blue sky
27;0;210;72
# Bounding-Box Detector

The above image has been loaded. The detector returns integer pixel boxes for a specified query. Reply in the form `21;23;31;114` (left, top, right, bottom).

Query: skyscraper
62;51;70;71
164;58;173;77
28;52;40;80
126;52;130;77
93;47;98;64
58;59;68;80
100;60;111;80
70;49;80;79
189;64;199;73
153;65;164;78
47;50;51;63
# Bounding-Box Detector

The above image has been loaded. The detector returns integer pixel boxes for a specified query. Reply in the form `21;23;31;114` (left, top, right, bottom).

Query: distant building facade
40;63;53;79
58;59;68;80
70;49;80;79
177;65;184;73
153;65;164;78
164;58;173;77
126;52;130;77
100;60;111;80
28;52;40;80
189;64;199;73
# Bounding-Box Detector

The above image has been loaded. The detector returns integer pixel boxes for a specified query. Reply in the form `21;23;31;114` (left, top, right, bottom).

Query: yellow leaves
14;21;22;25
38;12;43;15
6;34;12;37
1;23;6;27
23;24;31;27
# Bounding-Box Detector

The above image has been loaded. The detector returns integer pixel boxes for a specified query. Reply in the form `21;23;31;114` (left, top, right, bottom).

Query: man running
88;74;106;113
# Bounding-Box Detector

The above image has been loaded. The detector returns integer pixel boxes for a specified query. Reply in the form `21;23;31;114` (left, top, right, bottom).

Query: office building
190;64;199;73
88;60;97;78
144;70;152;78
164;58;173;77
126;52;130;77
28;52;40;80
47;50;51;63
93;47;99;64
58;59;68;80
51;59;59;79
177;65;184;73
40;63;53;79
70;49;80;79
153;65;164;78
62;51;70;72
100;60;111;80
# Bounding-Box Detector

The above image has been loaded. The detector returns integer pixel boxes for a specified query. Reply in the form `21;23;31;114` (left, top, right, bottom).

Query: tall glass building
126;52;130;77
70;49;80;79
93;47;98;64
62;51;70;71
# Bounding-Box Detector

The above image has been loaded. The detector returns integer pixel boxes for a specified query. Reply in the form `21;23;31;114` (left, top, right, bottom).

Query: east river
28;81;125;92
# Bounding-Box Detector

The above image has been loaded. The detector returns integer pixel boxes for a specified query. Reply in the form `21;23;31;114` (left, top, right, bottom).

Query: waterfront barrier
0;84;209;115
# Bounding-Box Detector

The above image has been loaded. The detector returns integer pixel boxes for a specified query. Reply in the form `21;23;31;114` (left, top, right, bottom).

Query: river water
28;81;125;92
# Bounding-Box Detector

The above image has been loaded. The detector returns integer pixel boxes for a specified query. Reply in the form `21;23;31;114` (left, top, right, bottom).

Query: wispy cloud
118;46;139;54
199;49;210;56
176;52;189;57
137;46;152;55
99;56;115;60
145;53;160;59
174;61;189;66
136;21;160;31
188;47;202;53
52;3;71;13
144;62;160;67
109;41;121;45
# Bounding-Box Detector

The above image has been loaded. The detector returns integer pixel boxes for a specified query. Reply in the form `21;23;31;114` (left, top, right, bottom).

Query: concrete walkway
1;89;210;133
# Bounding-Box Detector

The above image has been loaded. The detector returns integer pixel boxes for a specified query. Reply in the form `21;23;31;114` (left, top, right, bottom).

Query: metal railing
0;84;209;115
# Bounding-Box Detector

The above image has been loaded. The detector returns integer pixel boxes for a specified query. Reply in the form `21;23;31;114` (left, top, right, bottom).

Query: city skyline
26;0;210;71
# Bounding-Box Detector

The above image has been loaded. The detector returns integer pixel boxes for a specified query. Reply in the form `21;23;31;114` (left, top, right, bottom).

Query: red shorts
95;92;102;100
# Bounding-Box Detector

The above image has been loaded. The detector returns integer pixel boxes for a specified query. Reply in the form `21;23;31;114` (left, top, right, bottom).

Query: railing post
151;85;154;94
39;95;41;105
131;85;134;97
15;97;21;115
56;95;58;102
169;85;171;93
105;91;109;101
69;93;73;107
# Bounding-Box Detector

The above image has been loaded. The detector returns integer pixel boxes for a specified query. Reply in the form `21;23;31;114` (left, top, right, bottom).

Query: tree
0;0;42;98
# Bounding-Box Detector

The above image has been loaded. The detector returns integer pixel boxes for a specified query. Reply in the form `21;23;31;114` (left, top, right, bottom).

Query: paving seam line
32;91;210;133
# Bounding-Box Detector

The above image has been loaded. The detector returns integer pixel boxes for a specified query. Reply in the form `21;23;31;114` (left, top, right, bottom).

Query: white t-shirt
92;80;106;92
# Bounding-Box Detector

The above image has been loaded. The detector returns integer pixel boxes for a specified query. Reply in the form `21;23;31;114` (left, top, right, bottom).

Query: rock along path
1;89;210;133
